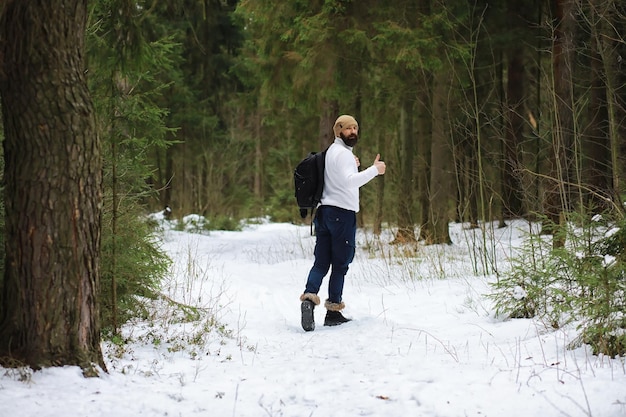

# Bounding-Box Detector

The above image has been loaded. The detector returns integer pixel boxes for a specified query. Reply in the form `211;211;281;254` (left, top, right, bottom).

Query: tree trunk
583;8;611;212
457;132;479;228
163;147;174;208
416;79;432;241
424;70;453;245
0;0;105;374
393;96;416;243
544;0;576;242
593;0;624;213
254;106;263;199
503;1;526;218
372;131;385;236
319;101;338;149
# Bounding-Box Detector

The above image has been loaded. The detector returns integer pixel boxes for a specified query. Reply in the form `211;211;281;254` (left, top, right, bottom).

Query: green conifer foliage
491;214;626;356
87;0;176;335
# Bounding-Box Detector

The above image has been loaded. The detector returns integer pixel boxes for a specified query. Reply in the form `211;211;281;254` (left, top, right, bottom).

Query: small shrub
491;214;626;356
100;211;172;336
580;322;626;357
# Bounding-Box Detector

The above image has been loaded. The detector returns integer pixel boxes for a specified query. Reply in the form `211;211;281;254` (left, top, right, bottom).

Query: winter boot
323;299;351;326
300;293;321;332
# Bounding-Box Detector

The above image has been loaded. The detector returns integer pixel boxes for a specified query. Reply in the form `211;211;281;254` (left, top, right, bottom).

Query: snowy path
1;221;625;417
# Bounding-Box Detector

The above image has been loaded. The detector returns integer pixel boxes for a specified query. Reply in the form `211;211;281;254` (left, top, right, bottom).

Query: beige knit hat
333;115;358;137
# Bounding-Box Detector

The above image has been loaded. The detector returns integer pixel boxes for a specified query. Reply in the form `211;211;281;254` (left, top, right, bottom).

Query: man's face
340;125;358;147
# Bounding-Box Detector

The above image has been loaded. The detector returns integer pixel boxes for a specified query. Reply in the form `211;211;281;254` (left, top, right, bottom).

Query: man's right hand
374;154;386;175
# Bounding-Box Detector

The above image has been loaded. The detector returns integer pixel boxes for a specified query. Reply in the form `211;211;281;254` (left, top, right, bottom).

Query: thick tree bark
0;0;105;374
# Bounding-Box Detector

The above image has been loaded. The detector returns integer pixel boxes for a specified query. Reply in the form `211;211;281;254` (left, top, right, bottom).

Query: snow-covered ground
1;217;625;417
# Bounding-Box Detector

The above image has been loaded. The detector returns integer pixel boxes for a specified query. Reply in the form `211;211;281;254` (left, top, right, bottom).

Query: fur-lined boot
324;299;351;326
300;293;320;331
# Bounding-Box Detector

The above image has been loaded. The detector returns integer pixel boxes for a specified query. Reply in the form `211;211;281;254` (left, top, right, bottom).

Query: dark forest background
87;1;625;243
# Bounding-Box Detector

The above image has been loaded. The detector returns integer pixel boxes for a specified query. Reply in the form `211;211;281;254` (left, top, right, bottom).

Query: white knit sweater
320;138;379;212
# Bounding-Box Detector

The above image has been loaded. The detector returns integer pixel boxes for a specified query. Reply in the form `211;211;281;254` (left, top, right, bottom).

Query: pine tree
0;0;104;374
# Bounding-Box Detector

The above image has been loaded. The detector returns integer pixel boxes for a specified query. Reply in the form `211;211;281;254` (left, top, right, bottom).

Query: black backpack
294;148;327;219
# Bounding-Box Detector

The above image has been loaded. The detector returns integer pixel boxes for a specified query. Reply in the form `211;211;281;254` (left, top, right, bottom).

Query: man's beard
340;132;358;147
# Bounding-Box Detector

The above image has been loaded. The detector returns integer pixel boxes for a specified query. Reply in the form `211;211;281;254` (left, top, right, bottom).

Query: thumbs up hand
373;154;386;175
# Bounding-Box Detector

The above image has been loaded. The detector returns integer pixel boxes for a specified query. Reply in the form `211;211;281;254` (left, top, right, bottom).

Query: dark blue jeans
304;205;356;304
